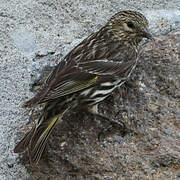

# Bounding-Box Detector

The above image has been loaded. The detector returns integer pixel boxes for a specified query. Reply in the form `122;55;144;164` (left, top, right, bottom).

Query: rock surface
1;0;180;179
21;29;180;180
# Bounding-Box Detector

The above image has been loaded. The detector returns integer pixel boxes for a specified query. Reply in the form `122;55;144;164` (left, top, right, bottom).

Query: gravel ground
1;0;180;179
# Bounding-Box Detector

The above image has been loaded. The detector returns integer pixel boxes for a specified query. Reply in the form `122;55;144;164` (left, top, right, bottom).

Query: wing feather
42;71;98;101
41;59;136;102
78;59;136;76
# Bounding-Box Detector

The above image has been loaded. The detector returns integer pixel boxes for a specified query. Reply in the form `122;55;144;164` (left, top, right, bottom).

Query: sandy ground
1;0;180;179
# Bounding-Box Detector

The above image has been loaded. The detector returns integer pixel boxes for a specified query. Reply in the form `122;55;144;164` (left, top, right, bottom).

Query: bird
14;10;153;164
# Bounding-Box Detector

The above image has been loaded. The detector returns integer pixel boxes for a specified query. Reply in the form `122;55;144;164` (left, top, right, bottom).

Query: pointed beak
141;27;153;40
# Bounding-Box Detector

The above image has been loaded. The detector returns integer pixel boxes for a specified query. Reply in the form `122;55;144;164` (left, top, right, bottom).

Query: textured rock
18;29;180;180
1;0;180;179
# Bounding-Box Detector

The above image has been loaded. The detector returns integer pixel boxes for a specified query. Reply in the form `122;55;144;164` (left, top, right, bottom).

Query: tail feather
14;127;36;154
29;114;62;164
14;104;73;164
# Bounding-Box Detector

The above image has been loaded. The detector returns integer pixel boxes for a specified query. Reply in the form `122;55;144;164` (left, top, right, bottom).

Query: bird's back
23;25;138;108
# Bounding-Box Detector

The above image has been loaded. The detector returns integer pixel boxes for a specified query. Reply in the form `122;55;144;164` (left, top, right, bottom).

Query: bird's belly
78;60;138;106
79;83;116;105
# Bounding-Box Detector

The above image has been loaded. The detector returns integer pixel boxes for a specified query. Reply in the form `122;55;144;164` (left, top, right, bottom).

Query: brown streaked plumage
14;10;152;164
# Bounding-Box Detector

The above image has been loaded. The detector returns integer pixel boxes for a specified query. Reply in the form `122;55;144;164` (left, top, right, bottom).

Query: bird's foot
96;115;128;141
85;106;131;140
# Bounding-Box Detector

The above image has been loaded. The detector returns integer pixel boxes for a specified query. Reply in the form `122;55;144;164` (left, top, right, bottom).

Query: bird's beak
141;27;153;40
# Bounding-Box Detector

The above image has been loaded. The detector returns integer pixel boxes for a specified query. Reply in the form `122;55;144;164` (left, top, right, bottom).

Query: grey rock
1;0;180;179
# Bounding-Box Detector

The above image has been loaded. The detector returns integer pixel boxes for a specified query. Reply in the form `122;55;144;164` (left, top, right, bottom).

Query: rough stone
1;0;180;179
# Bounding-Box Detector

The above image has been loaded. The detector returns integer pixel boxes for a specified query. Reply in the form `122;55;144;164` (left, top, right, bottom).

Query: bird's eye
127;22;135;29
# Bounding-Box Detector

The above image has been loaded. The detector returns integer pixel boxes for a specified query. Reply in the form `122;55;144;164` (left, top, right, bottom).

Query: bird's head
108;10;152;45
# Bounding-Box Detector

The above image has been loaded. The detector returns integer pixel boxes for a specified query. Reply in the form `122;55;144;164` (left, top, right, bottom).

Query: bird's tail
14;103;72;164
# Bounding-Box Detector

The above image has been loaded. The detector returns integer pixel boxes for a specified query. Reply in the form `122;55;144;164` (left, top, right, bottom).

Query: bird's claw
98;119;127;141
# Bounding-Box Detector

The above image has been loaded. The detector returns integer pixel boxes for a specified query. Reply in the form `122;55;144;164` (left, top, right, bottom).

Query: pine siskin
14;10;153;164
